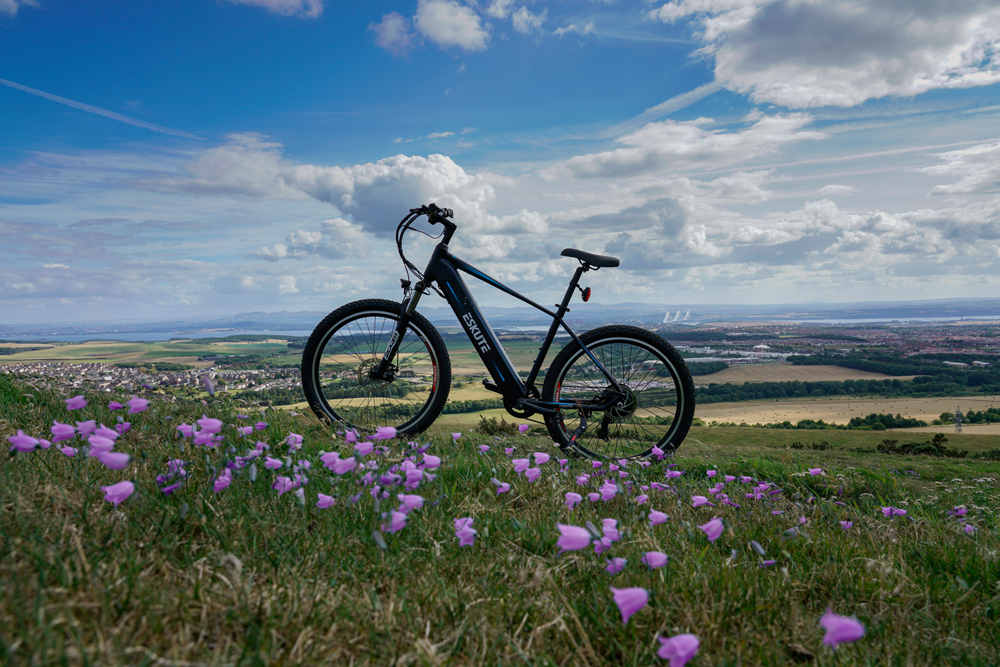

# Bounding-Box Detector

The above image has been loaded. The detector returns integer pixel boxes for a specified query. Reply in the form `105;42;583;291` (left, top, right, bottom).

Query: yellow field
889;423;1000;435
695;395;1000;425
696;362;915;384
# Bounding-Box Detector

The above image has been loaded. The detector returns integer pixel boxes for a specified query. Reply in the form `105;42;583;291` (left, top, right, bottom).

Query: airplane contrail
0;77;203;140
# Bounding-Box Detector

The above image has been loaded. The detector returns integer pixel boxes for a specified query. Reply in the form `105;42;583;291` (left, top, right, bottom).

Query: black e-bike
301;203;695;459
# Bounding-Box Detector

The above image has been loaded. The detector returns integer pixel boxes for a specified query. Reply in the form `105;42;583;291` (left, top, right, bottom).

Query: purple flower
126;396;148;414
65;395;86;410
264;456;283;470
610;586;648;625
316;493;335;509
478;445;490;453
374;426;397;440
397;494;424;514
50;421;76;443
706;469;717;478
176;423;194;438
96;451;130;470
382;510;407;533
565;492;583;510
197;415;223;433
881;506;907;517
533;452;550;465
272;476;295;495
333;457;357;475
587;492;600;502
213;470;232;493
691;495;713;508
255;421;268;431
108;400;124;410
451;432;462;441
422;454;441;469
114;422;131;436
649;509;668;526
491;478;511;494
101;480;135;506
524;467;541;482
602;518;620;542
700;517;724;542
75;420;97;438
512;458;530;473
820;608;865;647
657;634;699;666
88;435;115;454
605;557;626;575
576;474;590;486
808;467;824;476
59;446;77;457
666;469;683;479
7;430;38;453
642;551;668;569
556;524;591;552
964;523;977;535
760;559;777;568
518;423;530;434
355;441;374;457
635;494;649;505
455;517;476;546
840;520;853;530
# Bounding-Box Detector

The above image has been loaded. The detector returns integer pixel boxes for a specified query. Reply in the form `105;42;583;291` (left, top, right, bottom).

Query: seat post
556;265;586;317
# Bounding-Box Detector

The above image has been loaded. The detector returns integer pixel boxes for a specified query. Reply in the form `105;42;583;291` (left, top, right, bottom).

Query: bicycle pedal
482;379;501;393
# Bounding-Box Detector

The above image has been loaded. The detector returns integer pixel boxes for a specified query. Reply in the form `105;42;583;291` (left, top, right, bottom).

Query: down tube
435;263;525;397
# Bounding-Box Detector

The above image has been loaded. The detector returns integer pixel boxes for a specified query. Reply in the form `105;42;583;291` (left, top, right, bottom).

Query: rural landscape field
3;319;1000;663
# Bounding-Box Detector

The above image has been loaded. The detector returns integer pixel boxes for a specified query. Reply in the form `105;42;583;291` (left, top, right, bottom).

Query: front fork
371;280;426;381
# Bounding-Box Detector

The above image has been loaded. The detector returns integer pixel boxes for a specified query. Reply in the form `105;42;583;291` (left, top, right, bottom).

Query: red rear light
582;287;591;302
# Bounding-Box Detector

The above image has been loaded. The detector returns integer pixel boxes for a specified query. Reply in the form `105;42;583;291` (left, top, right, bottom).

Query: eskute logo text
462;313;491;353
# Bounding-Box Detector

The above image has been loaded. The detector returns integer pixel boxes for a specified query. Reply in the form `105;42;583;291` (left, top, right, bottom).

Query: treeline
686;361;728;375
698;373;1000;403
936;407;1000;424
789;352;1000;385
712;412;929;430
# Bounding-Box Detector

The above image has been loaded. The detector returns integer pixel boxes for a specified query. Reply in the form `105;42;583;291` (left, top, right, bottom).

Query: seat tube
525;266;585;388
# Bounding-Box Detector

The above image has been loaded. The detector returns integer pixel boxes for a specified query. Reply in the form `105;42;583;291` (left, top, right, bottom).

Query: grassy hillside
1;373;998;664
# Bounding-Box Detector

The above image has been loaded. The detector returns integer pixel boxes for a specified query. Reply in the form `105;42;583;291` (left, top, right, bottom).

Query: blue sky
2;0;1000;325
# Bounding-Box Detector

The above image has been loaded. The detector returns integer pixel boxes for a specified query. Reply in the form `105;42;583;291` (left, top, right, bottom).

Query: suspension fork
372;280;427;380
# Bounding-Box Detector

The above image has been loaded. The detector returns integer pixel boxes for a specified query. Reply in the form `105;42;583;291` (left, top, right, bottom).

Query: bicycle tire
541;325;695;459
301;299;451;436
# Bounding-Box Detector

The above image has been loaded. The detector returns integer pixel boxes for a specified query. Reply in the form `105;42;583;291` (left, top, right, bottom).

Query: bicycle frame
377;234;624;415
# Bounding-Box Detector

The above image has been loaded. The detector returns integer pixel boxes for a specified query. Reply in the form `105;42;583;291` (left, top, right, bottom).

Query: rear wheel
301;299;451;436
542;325;694;459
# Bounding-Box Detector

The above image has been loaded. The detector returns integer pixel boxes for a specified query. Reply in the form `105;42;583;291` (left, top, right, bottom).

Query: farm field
1;374;997;664
694;395;1000;426
0;339;300;368
695;362;916;384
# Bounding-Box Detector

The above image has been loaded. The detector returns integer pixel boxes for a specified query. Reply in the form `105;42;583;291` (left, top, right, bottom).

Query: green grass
1;372;998;664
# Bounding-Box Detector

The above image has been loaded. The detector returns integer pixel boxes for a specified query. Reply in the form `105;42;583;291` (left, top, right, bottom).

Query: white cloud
649;0;1000;108
818;184;856;196
42;263;70;270
923;141;1000;195
370;12;415;55
512;7;547;34
0;0;38;16
414;0;489;51
486;0;514;19
554;21;595;37
225;0;322;18
549;113;824;179
278;275;299;294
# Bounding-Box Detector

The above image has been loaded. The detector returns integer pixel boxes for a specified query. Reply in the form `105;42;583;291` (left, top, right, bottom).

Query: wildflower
214;470;232;493
75;420;97;438
525;467;541;482
565;492;583;510
760;559;777;567
700;517;724;542
255;421;267;431
605;557;626;574
533;452;550;465
355;441;374;457
96;451;130;470
451;432;461;441
126;396;148;414
264;457;283;470
808;467;824;476
840;520;853;530
949;506;968;517
820;609;865;647
512;458;530;473
398;494;424;514
491;478;511;494
656;634;699;666
691;495;713;508
101;480;135;506
65;395;86;410
422;454;441;469
707;469;717;477
333;457;357;475
50;421;75;443
176;423;194;438
666;469;683;479
286;433;304;450
382;511;407;533
455;517;476;546
316;493;335;509
374;426;397;440
114;422;130;436
964;523;977;535
881;507;907;517
479;445;490;453
272;476;295;495
635;494;649;505
87;435;115;454
587;492;600;502
7;430;38;453
108;400;124;410
642;551;668;569
602;518;620;542
610;586;648;625
599;481;618;501
576;474;590;486
59;446;77;457
649;509;668;526
650;445;665;459
556;524;591;552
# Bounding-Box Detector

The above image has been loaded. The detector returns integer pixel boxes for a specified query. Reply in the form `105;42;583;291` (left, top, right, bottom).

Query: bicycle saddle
561;248;620;268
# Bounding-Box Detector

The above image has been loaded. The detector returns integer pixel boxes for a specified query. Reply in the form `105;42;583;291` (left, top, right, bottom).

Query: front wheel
301;299;451;436
542;325;695;459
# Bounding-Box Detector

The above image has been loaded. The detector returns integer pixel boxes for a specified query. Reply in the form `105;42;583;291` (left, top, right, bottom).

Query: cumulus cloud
0;0;38;16
225;0;322;18
554;21;595;37
818;184;856;196
512;7;547;34
649;0;1000;108
414;0;489;51
923;141;1000;195
550;113;823;179
257;217;371;261
370;12;415;55
486;0;514;19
